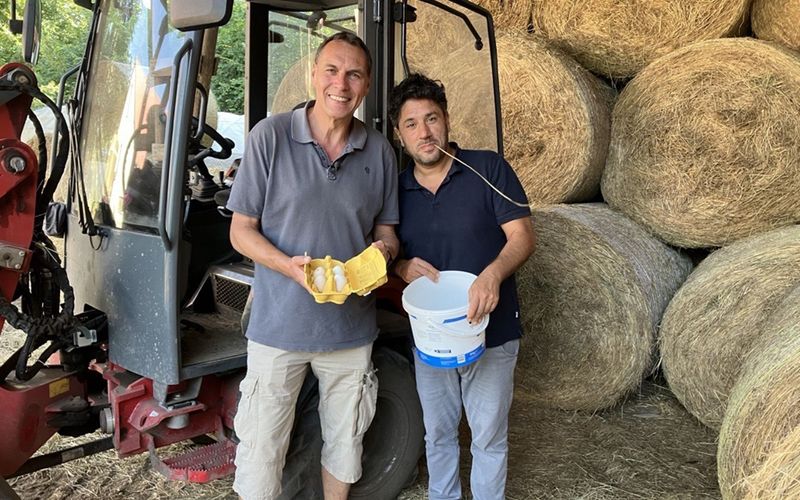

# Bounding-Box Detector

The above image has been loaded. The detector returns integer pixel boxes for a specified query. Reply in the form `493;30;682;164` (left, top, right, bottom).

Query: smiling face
311;40;371;122
395;98;450;167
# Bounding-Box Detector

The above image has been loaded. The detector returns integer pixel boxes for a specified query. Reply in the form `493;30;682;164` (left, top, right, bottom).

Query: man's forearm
483;219;536;282
374;224;400;263
230;216;296;279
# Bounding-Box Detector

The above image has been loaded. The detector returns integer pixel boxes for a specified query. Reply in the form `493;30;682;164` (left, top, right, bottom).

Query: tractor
0;0;502;497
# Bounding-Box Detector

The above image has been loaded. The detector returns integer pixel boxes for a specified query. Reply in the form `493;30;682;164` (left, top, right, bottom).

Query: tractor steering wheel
187;117;234;170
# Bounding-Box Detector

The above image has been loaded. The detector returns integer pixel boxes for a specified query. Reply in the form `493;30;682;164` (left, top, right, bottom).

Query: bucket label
417;343;486;369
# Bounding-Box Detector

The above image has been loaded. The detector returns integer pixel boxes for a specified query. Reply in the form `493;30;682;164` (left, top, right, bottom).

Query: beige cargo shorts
233;341;378;500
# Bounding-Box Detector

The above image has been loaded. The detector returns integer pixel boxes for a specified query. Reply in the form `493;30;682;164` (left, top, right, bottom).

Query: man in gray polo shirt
227;32;399;500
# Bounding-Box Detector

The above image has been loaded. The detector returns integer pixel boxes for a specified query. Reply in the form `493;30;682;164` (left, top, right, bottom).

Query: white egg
334;274;347;292
313;275;326;292
313;267;325;278
332;265;345;276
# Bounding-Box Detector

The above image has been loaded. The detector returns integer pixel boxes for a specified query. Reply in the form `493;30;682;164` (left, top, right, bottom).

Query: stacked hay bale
427;32;614;206
659;225;800;429
717;285;800;499
602;38;800;248
751;0;800;51
272;54;314;114
404;0;486;70
469;0;533;32
516;203;692;410
531;0;751;79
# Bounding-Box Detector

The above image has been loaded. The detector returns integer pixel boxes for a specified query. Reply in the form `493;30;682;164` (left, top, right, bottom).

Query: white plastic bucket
401;270;490;368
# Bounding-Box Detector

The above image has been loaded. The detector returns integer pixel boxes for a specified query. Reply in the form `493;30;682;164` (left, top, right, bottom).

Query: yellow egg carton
305;246;388;304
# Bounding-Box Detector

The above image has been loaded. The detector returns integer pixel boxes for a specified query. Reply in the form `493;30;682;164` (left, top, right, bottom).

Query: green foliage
213;0;246;114
0;1;91;101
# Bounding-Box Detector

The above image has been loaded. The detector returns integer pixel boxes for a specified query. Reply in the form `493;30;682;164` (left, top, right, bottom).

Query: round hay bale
752;0;800;51
469;0;533;32
531;0;751;79
272;54;314;114
429;32;614;206
517;203;692;410
659;225;800;429
601;38;800;248
404;0;485;71
717;285;800;499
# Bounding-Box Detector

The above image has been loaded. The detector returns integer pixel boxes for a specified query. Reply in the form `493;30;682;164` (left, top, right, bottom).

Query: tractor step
150;439;236;483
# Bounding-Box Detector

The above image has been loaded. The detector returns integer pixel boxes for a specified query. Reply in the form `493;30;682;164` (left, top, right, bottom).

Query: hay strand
516;203;692;410
717;285;800;499
752;0;800;51
531;0;751;78
602;38;800;248
659;225;800;430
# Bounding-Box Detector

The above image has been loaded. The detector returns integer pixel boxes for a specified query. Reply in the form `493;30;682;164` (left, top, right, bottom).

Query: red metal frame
0;368;88;476
0;62;58;477
103;362;241;459
0;63;38;333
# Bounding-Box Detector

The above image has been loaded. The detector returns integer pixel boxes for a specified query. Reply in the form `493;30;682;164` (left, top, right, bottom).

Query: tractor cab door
65;0;232;387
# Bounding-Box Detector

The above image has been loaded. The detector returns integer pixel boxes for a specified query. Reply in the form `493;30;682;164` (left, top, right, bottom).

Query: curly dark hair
388;73;448;127
315;32;372;77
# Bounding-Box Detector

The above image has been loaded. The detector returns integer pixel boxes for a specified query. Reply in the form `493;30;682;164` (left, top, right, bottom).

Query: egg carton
305;245;388;304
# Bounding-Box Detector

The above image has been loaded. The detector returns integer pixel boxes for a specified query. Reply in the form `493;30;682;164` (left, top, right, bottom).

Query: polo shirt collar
291;100;368;151
399;142;463;191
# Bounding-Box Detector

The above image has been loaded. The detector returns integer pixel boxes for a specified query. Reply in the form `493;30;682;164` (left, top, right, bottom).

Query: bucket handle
425;315;489;338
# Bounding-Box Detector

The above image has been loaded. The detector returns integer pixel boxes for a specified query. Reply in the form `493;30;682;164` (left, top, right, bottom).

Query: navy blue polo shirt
397;144;531;348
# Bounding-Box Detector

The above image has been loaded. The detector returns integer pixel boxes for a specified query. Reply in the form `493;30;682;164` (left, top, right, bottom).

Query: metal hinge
0;244;30;271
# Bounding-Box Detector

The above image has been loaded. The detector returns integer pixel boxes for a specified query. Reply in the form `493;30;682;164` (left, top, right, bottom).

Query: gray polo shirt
227;102;399;351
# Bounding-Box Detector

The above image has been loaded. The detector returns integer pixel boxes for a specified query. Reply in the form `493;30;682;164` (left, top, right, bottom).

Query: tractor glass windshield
266;5;359;115
398;0;499;153
78;0;186;230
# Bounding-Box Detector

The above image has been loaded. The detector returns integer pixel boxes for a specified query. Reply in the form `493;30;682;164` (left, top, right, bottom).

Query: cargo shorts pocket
233;377;260;451
354;368;378;436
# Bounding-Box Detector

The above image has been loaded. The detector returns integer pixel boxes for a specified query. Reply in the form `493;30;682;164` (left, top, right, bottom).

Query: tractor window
398;0;499;153
78;0;186;230
266;5;359;115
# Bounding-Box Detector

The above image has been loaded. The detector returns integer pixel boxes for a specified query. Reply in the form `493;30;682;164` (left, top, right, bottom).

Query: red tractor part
149;439;236;483
0;367;88;476
104;363;241;482
0;63;38;333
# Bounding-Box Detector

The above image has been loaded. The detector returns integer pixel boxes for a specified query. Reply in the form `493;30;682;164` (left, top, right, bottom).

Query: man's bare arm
230;213;311;288
373;223;400;264
468;217;536;324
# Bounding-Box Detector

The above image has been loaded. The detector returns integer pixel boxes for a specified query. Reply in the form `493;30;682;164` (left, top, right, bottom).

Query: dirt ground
2;322;719;500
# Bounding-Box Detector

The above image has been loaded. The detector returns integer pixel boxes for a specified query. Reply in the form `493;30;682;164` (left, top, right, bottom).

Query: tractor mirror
170;0;233;31
21;0;41;64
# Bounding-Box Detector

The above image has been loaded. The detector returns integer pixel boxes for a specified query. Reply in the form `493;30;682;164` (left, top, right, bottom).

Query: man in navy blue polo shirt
389;74;535;500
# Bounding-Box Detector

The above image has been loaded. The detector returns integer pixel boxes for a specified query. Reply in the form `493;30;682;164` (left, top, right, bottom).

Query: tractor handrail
159;38;193;251
47;64;80;182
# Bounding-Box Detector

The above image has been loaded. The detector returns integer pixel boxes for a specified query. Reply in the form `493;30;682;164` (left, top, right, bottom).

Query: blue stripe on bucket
442;314;467;324
416;343;486;369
